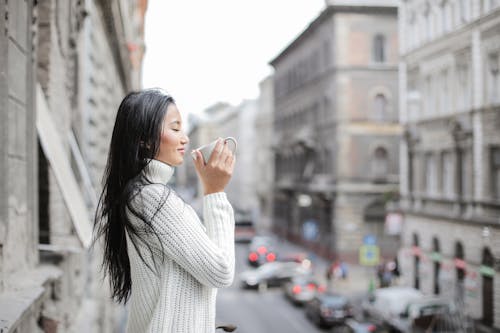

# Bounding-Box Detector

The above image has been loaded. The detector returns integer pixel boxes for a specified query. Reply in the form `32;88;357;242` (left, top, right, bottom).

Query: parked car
234;209;255;243
305;293;354;329
278;252;314;269
390;297;458;332
335;318;389;333
247;235;278;267
361;286;423;326
283;275;326;305
239;261;310;289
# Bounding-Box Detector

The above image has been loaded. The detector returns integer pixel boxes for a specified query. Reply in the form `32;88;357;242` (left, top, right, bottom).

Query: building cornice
401;6;500;63
270;5;397;67
96;0;134;92
401;206;500;228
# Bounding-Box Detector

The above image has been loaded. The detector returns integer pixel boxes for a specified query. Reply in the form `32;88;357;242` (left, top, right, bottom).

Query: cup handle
224;137;237;154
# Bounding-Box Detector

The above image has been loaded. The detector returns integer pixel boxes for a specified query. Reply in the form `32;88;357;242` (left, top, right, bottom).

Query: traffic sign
363;234;377;245
359;244;380;266
303;219;318;241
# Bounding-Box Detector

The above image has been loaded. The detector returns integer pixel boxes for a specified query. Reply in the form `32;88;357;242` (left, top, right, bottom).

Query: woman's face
155;104;189;166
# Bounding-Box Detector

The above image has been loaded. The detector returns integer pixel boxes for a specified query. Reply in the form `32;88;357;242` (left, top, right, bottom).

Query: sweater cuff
203;192;230;212
203;192;227;201
203;192;233;224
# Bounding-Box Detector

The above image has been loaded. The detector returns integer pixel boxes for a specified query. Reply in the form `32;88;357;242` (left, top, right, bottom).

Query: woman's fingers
210;139;233;168
192;150;204;172
224;148;234;168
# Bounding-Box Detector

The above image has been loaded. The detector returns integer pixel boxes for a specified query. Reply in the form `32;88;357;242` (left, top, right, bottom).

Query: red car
247;236;278;267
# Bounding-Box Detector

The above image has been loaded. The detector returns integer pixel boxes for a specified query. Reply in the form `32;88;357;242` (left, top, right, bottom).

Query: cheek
160;132;176;148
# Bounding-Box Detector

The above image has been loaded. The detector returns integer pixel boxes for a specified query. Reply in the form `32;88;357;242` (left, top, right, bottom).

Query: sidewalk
274;238;374;296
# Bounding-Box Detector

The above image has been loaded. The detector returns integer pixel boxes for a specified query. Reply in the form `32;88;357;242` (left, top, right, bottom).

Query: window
424;3;431;40
424;76;432;117
408;152;414;193
322;41;331;68
430;76;437;115
373;34;386;63
491;147;500;199
482;0;491;14
460;149;472;199
373;94;388;121
455;242;466;303
39;142;51;244
456;62;471;110
442;151;455;199
459;0;469;22
426;153;438;196
443;2;451;32
373;147;389;180
413;233;420;290
441;70;450;114
432;237;441;295
488;53;499;104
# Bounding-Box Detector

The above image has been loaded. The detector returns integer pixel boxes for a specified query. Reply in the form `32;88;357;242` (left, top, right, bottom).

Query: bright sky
142;0;325;119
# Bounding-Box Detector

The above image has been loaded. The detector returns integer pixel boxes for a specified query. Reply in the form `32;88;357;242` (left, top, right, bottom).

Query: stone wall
0;0;147;332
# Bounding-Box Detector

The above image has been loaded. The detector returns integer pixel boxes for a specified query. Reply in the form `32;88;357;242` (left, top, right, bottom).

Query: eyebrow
169;120;181;126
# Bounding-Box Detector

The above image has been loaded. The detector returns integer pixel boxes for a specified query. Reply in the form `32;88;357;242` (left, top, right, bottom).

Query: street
216;243;326;333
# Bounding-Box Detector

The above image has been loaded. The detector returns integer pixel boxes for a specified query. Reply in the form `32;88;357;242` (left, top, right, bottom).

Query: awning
36;84;92;248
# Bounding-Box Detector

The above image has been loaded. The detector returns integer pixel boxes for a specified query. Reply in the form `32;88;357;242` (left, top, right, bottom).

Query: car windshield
319;295;348;307
251;235;277;245
292;276;315;285
256;263;281;274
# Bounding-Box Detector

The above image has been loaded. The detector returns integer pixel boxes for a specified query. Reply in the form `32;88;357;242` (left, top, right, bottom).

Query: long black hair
94;89;175;304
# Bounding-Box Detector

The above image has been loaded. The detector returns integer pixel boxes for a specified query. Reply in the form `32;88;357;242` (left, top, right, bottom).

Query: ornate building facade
0;0;147;331
270;1;401;261
399;0;500;330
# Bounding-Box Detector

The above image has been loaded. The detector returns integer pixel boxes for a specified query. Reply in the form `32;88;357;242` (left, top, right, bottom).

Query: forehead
163;104;181;122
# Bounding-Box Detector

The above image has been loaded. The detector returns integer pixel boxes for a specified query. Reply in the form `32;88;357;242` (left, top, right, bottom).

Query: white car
393;297;458;332
362;286;423;323
239;261;311;289
362;287;458;332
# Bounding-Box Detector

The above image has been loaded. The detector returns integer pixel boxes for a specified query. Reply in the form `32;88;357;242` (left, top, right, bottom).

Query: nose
181;133;189;145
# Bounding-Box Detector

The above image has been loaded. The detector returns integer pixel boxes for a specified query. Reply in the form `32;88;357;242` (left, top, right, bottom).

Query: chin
172;158;184;166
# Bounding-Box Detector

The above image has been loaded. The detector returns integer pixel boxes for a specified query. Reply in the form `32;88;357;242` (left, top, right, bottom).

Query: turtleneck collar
143;159;175;184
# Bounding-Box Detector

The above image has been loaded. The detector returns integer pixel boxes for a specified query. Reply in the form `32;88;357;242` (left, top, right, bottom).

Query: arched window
373;94;388;121
481;247;494;326
373;34;386;63
454;241;466;303
432;237;441;295
488;53;499;104
413;233;420;290
373;147;389;180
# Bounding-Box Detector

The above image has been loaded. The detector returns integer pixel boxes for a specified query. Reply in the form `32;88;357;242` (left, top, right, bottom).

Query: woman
94;89;236;332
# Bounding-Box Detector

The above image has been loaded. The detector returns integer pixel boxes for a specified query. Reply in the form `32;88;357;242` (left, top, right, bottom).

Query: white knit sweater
125;159;235;333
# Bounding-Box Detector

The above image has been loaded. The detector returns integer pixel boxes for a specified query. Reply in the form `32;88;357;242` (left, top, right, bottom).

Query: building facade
270;1;401;261
0;0;147;332
177;102;234;212
180;100;260;222
398;0;500;330
254;76;275;232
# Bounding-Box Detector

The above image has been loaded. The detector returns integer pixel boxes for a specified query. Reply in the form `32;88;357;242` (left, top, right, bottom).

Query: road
216;243;328;333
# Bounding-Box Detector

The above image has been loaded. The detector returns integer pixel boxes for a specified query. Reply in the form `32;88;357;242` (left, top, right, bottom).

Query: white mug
192;137;237;164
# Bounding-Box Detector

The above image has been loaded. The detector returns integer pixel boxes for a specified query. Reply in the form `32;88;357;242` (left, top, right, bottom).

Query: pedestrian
376;262;385;287
340;261;348;279
94;89;236;333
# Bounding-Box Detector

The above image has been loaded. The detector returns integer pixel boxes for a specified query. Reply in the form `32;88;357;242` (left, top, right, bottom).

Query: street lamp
297;193;312;207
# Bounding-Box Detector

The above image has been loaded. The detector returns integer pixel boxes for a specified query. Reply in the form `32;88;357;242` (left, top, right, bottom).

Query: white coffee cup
192;137;237;164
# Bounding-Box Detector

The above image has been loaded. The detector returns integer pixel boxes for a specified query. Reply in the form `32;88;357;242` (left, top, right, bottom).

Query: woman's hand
192;138;235;195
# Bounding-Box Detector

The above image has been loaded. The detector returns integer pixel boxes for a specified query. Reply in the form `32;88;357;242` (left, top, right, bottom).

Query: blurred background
0;0;499;332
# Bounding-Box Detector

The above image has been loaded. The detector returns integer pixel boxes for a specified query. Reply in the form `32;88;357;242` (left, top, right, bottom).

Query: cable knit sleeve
133;184;235;288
